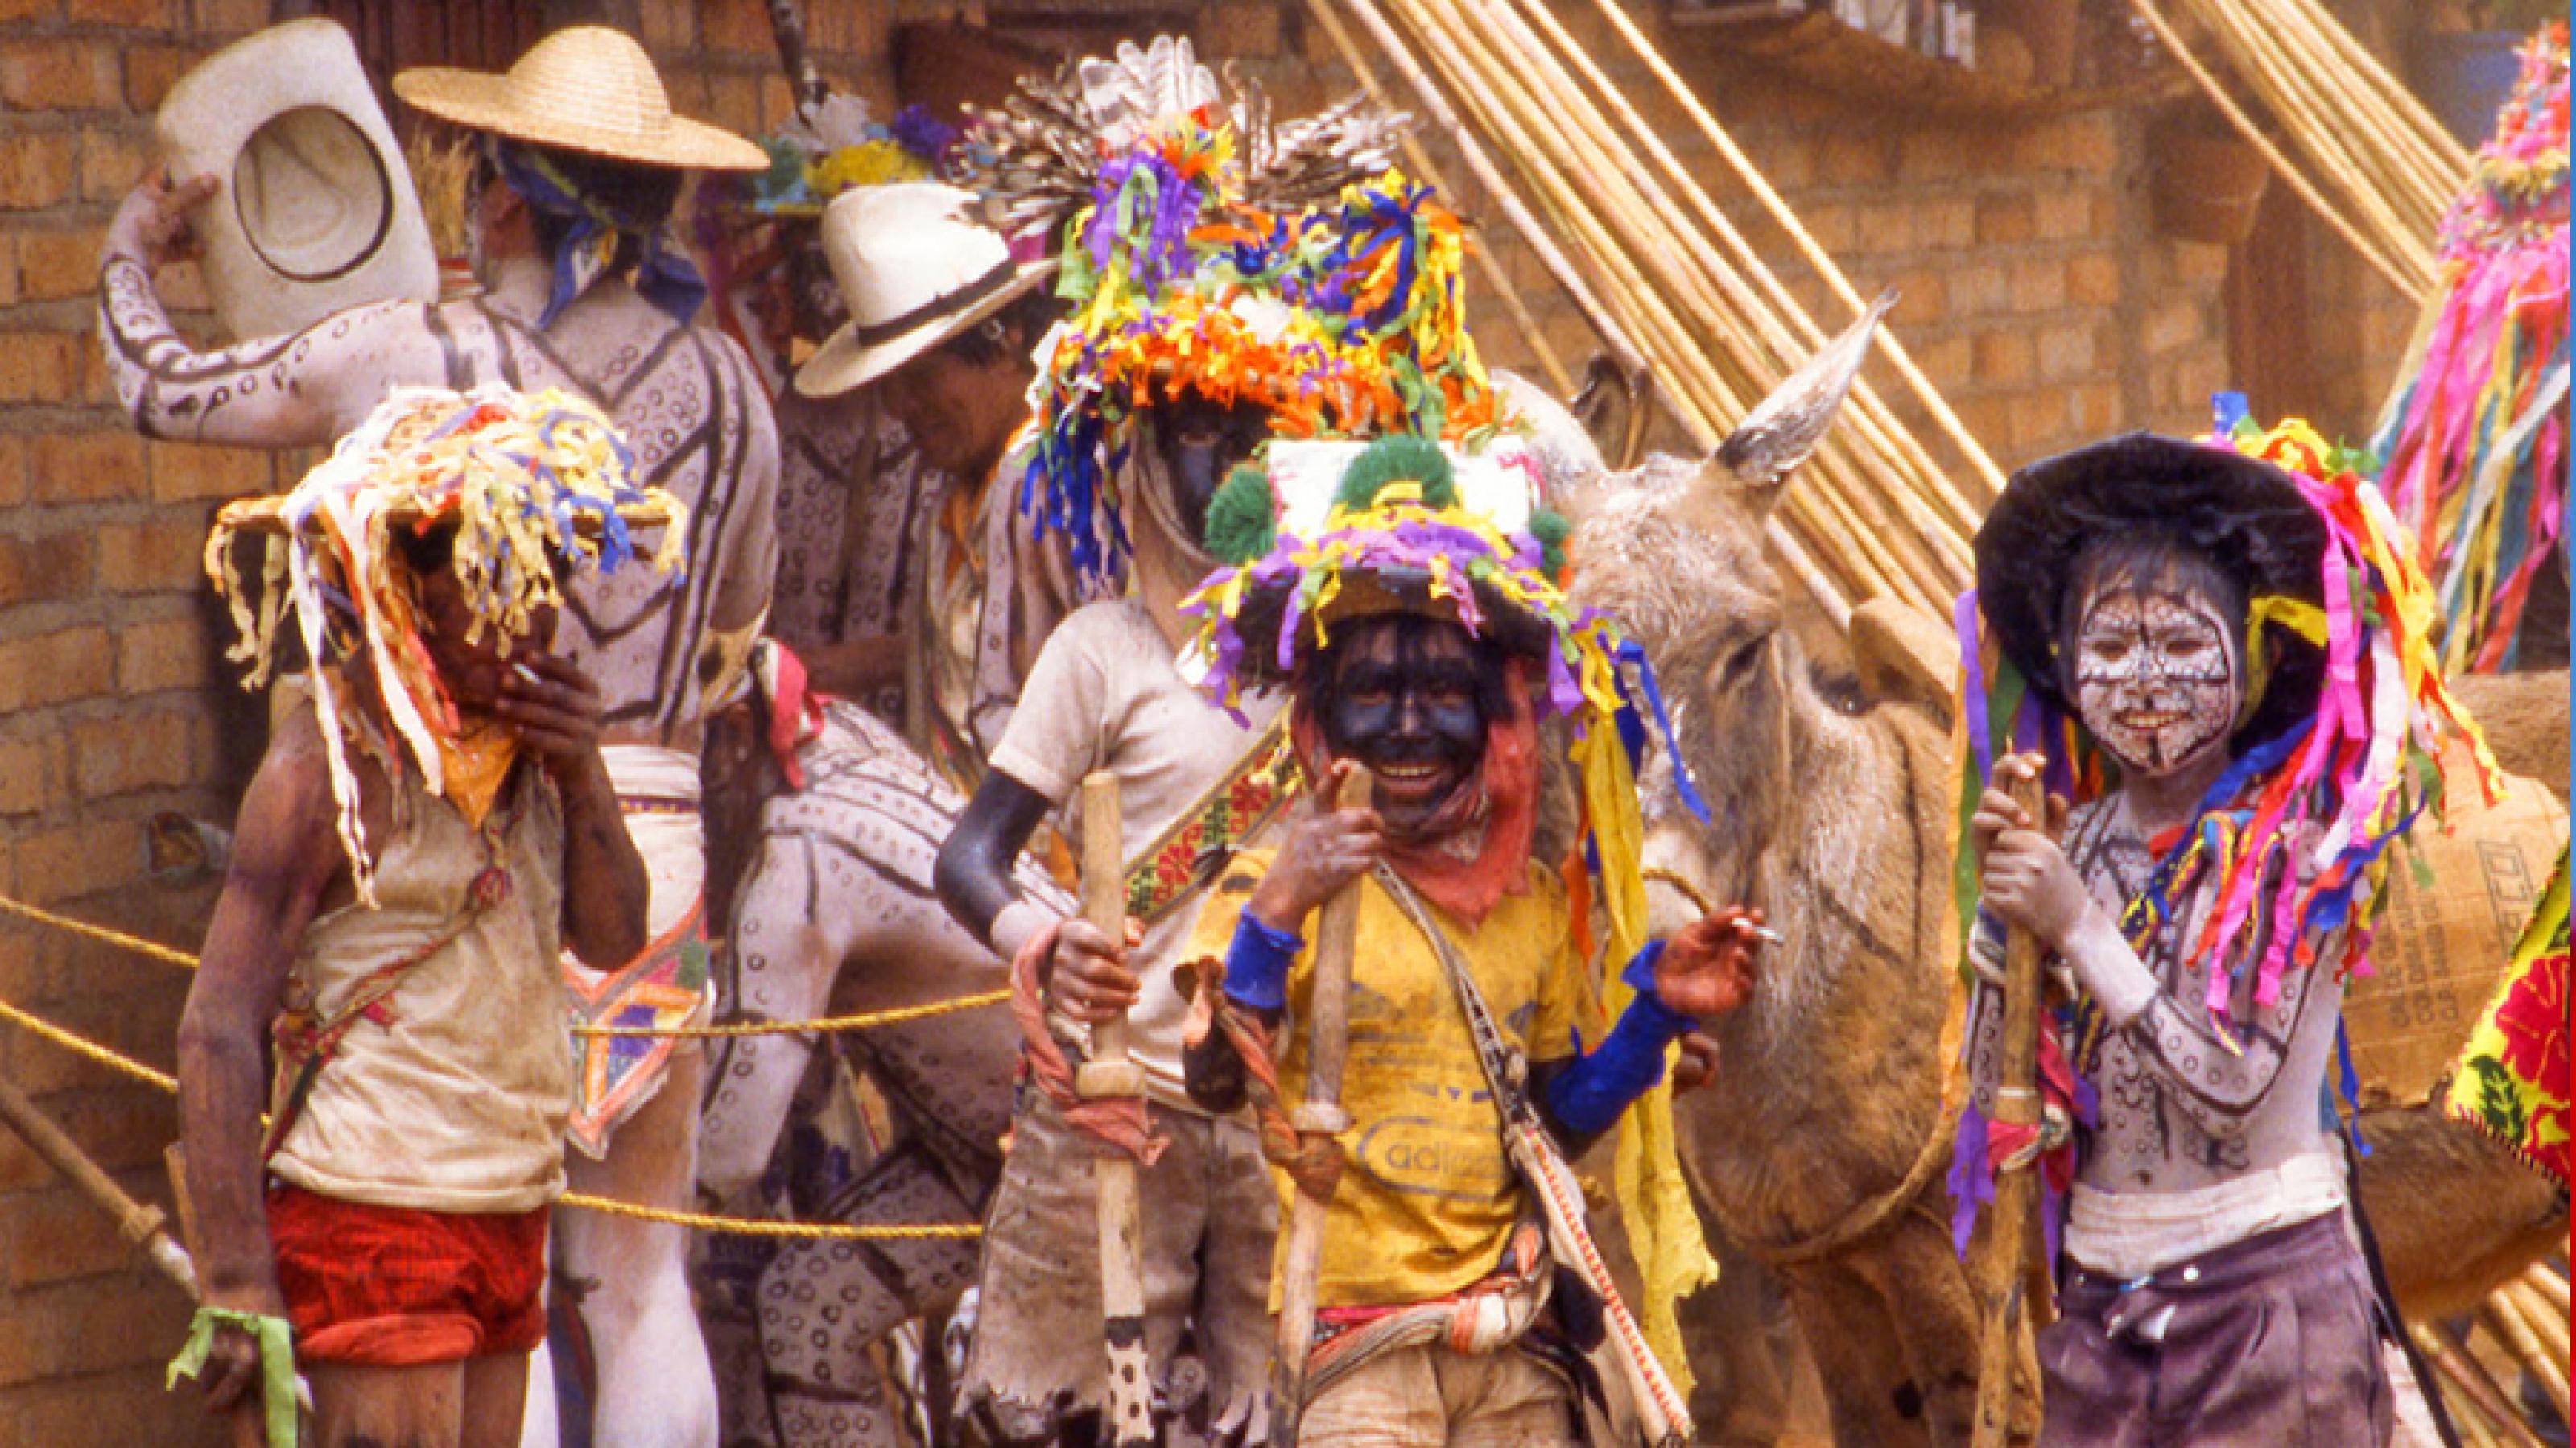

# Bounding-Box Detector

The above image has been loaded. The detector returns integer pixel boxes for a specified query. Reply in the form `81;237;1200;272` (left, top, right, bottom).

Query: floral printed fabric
2445;845;2570;1186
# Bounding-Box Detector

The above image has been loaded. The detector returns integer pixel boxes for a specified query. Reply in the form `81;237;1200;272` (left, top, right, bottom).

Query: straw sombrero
155;19;439;341
394;27;766;174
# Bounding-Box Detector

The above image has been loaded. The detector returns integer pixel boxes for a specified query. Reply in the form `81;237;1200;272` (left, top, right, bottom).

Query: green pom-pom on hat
1203;464;1279;565
1529;507;1571;577
1334;435;1456;514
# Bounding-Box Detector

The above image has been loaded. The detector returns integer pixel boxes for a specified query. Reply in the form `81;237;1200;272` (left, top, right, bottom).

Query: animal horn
1714;291;1897;494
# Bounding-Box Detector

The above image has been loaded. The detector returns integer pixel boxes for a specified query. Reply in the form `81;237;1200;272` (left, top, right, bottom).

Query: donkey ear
1713;291;1896;507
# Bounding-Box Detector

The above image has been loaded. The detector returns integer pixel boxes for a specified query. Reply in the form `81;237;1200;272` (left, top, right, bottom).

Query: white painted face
2072;580;2243;778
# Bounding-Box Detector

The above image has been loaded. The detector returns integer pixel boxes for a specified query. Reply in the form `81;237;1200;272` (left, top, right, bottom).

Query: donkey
1563;314;2570;1446
696;690;1067;1448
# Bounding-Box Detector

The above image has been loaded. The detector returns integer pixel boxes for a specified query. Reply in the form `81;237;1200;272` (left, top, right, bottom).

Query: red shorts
267;1184;550;1366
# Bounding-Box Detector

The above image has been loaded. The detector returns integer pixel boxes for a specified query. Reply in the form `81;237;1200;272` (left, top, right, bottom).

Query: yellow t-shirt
1184;850;1600;1309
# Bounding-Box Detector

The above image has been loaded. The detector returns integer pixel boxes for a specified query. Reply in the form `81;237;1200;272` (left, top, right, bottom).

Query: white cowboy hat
794;181;1059;398
155;18;439;342
393;26;767;175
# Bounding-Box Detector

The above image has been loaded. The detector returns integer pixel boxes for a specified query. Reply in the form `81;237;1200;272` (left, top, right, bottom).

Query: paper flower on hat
204;383;685;899
733;97;949;219
958;36;1504;584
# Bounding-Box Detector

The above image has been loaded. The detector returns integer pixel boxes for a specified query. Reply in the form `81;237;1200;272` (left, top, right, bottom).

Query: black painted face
1321;616;1489;837
1146;389;1273;545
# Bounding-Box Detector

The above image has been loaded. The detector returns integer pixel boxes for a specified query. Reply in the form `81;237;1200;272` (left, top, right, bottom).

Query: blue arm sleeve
1220;910;1302;1013
1542;941;1695;1139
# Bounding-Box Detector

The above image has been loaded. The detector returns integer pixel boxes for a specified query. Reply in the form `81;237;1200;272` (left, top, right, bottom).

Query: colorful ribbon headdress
1946;398;2501;1260
2368;26;2570;673
204;383;687;901
957;36;1505;583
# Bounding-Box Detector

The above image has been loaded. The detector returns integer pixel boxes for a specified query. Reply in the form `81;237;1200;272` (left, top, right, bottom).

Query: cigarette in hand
1746;923;1785;944
511;662;543;685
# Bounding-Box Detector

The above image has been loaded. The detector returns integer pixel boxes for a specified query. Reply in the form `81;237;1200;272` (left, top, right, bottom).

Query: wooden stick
2527;1260;2569;1314
1300;0;1575;395
2483;1289;2572;1423
1971;763;2049;1448
0;1071;195;1297
1075;773;1154;1448
2418;1322;2547;1448
2507;1279;2570;1368
763;0;829;118
1272;769;1374;1446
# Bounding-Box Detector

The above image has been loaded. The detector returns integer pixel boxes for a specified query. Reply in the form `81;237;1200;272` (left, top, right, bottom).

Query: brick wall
0;0;287;1440
0;1;2425;1436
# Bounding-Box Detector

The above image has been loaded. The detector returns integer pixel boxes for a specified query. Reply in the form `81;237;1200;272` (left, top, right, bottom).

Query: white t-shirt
988;597;1285;1112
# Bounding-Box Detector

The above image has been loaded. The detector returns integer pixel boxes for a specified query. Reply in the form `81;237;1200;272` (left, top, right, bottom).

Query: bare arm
497;651;649;967
98;173;448;447
175;708;343;1412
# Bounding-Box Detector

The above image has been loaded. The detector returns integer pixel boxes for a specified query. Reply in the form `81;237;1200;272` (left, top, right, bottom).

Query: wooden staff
1273;769;1374;1446
0;1071;194;1297
764;0;830;118
1971;763;2049;1448
1075;772;1154;1447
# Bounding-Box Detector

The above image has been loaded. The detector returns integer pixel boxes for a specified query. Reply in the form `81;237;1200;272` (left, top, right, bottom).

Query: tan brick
1973;330;2034;386
639;0;696;50
0;0;63;19
1210;2;1285;56
16;223;103;301
93;515;201;593
12;815;138;903
1916;196;1976;251
1798;200;1856;254
54;1087;182;1174
0;330;82;404
2068;251;2120;307
1913;334;1971;392
700;0;774;52
85;0;178;24
1852;201;1915;256
193;0;271;35
2172;239;2228;283
0;626;111;715
2015;114;2118;175
146;438;270;501
2033;188;2095;242
2031;320;2087;378
2008;390;2072;452
1817;134;1889;188
1885;268;1943;326
73;709;194;800
3;1359;210;1446
0;736;46;815
708;72;763;136
79;128;148;202
1897;130;1968;180
0;529;92;605
2141;299;2202;354
115;612;217;695
2005;255;2067;313
1975;193;2033;246
1949;262;2007;316
4;1187;139;1288
0;131;76;210
2;40;119;112
122;44;200;112
29;431;145;504
0;434;25;509
2072;379;2120;434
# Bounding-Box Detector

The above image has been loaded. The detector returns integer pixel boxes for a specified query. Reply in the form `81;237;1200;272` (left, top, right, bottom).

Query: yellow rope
0;893;201;971
570;990;1012;1039
0;997;179;1093
0;889;1005;1039
554;1192;981;1240
0;999;980;1240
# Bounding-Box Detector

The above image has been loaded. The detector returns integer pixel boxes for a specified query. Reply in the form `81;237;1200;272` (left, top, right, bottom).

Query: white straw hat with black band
794;181;1058;398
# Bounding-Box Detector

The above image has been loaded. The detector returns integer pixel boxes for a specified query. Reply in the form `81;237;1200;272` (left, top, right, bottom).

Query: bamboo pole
2528;1261;2570;1314
2128;0;2429;299
2483;1289;2572;1422
1410;0;1954;603
1584;0;2007;497
2507;1279;2570;1368
1451;0;1973;588
1301;0;1575;395
2417;1322;2548;1448
1506;0;1990;538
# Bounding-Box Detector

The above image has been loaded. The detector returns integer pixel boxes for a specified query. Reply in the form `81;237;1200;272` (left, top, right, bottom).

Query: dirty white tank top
266;749;570;1213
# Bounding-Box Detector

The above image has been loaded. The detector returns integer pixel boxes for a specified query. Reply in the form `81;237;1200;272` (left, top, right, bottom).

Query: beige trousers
1299;1342;1583;1448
